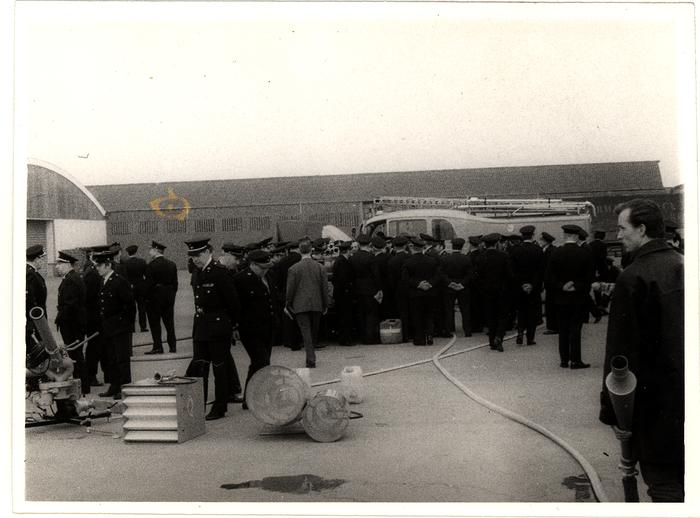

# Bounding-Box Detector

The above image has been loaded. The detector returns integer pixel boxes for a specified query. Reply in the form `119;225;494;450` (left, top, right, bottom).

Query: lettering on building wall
150;188;191;221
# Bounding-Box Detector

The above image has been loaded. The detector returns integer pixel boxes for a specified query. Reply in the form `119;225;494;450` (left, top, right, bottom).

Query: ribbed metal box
121;378;205;443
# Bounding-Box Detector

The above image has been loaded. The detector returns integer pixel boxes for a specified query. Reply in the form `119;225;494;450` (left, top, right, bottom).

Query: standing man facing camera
145;241;178;354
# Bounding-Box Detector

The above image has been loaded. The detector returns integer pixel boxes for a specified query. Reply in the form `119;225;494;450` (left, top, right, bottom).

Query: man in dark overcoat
599;199;684;502
401;237;441;346
331;241;354;346
473;233;513;351
185;238;240;420
55;251;89;395
385;236;412;342
94;251;135;399
271;241;302;350
26;245;47;349
510;225;544;345
83;247;107;386
439;237;473;337
545;225;593;369
124;245;149;333
144;241;178;353
233;250;278;409
538;232;558;335
349;234;383;344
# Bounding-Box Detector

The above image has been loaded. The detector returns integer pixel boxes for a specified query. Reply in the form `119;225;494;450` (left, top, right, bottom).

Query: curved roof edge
27;158;107;217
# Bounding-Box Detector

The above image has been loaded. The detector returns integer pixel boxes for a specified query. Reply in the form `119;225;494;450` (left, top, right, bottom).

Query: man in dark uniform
55;251;89;396
440;237;473;337
402;237;441;346
124;245;149;333
349;234;383;344
589;230;609;316
372;236;391;320
233;250;278;409
184;238;240;420
94;250;136;399
510;225;544;346
109;242;127;277
83;246;108;386
539;232;558;335
331;241;354;345
473;233;513;351
386;235;411;342
272;240;302;350
144;241;178;354
467;236;484;333
545;224;594;369
26;245;47;348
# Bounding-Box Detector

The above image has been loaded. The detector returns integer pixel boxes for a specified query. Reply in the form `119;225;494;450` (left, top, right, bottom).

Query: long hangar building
28;160;682;269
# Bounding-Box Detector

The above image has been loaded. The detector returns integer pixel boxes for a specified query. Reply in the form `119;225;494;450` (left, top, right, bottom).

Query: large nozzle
605;355;637;431
29;306;58;353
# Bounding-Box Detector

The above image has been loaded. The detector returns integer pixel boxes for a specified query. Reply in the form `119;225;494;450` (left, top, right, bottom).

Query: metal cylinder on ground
246;365;311;426
301;389;350;443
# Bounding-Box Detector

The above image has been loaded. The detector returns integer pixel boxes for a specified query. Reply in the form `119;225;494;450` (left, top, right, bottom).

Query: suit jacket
233;267;278;340
439;251;473;287
192;261;239;341
599;239;684;463
145;255;178;305
509;241;544;291
124;255;148;296
331;255;353;301
26;264;47;316
401;252;441;298
286;257;329;313
98;272;135;338
545;242;594;306
56;270;86;336
349;249;381;295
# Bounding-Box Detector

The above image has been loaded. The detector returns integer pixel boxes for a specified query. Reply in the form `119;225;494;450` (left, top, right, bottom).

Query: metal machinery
25;306;111;428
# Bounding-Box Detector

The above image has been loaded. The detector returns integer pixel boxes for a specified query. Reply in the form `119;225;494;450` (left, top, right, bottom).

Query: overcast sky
15;2;694;188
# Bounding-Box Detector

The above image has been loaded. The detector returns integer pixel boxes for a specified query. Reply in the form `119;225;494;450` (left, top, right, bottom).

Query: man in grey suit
286;240;330;368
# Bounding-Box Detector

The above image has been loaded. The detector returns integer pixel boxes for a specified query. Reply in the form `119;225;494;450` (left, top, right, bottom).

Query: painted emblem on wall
150;188;191;221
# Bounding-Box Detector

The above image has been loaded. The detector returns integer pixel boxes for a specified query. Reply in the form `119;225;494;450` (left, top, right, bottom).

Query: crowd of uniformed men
25;217;681;421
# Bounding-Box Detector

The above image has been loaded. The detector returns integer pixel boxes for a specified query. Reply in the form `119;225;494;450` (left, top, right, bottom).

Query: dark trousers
409;296;435;344
186;339;230;413
483;294;507;344
85;320;105;382
356;294;380;344
544;289;559;331
334;295;353;345
103;332;133;391
396;291;411;342
240;329;273;397
296;312;321;364
640;461;684;502
147;298;177;351
470;288;484;332
283;315;302;349
557;305;584;363
59;326;89;395
444;288;471;336
135;295;148;331
516;290;540;342
433;288;448;336
226;346;242;395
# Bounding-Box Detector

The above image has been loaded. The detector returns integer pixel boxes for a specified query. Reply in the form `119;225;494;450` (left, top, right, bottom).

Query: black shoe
98;388;118;398
90;378;103;387
205;410;226;421
494;338;503;352
144;349;164;355
527;340;537;346
426;336;434;345
228;394;244;404
543;330;558;335
242;401;249;410
413;341;426;346
570;362;591;370
306;361;316;368
516;334;524;345
113;392;123;400
169;348;177;353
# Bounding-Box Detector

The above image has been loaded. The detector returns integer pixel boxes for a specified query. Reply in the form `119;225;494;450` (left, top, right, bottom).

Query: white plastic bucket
339;365;364;404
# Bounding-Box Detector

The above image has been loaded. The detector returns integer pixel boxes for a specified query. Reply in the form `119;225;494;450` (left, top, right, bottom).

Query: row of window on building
110;212;361;236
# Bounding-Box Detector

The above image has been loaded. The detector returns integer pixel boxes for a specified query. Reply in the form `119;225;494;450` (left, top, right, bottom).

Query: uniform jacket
544;242;594;306
401;252;441;298
473;248;513;296
83;264;102;330
331;254;353;300
386;251;410;297
192;261;239;341
145;255;178;305
233;267;278;338
349;249;381;295
374;251;389;292
439;251;473;287
56;269;86;336
124;255;148;296
26;264;47;316
98;272;136;338
509;241;544;291
599;239;684;463
286;257;330;313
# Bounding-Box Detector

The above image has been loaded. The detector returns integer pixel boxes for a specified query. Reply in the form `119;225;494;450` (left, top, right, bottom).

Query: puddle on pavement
222;474;345;494
562;474;593;502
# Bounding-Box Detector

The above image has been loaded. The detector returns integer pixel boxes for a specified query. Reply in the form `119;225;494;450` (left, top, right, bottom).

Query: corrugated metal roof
87;161;664;212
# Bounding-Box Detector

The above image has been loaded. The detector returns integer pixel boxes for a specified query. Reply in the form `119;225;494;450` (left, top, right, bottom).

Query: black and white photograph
6;0;699;516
